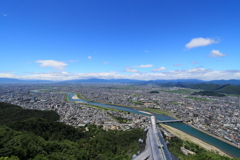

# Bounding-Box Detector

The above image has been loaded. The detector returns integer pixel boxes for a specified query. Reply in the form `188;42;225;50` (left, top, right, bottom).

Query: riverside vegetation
1;102;240;159
167;138;239;160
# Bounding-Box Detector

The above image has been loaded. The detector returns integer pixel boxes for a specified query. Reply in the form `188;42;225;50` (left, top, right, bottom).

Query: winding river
66;92;240;158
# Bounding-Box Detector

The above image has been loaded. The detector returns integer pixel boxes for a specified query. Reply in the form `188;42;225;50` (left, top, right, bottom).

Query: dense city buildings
1;83;240;147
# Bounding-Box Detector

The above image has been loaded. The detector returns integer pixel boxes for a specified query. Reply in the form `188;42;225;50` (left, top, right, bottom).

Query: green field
112;86;137;89
84;104;121;112
32;89;49;93
135;107;173;116
107;113;129;123
184;97;212;101
227;94;240;97
132;101;143;105
64;94;71;101
75;93;90;101
64;93;123;112
159;89;193;95
70;92;173;116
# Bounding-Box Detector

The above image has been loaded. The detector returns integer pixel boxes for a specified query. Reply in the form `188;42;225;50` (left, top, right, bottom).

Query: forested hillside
192;91;225;97
155;82;240;95
0;102;142;160
1;102;239;159
190;83;240;94
0;124;142;160
0;102;59;124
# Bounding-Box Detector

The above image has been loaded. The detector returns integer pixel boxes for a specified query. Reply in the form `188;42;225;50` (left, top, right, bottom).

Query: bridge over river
66;92;240;158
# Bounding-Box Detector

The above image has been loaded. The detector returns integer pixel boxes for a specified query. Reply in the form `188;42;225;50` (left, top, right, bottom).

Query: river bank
71;93;79;100
74;93;175;116
73;92;240;149
184;122;240;150
161;124;230;157
68;92;240;157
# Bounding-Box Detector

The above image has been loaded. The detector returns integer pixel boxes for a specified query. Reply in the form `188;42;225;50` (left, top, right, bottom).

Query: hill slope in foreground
0;102;239;160
0;102;142;160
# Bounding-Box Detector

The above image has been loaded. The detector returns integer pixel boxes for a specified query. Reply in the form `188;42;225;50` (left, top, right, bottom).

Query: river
66;92;240;158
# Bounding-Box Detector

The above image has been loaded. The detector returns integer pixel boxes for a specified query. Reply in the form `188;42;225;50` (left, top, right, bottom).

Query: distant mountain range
0;78;144;84
149;79;240;85
60;78;240;86
1;78;240;94
1;78;240;85
61;78;143;83
0;78;54;83
190;83;240;95
204;79;240;85
150;80;240;95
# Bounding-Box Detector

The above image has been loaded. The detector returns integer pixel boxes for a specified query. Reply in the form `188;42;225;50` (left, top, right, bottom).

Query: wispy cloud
174;63;182;66
209;50;226;57
144;50;149;52
188;68;210;73
1;68;240;81
68;60;79;63
103;62;109;64
2;13;8;17
23;71;39;74
185;37;218;49
87;56;92;59
36;60;67;71
152;67;167;71
134;64;153;68
125;68;138;73
191;61;198;64
0;71;15;73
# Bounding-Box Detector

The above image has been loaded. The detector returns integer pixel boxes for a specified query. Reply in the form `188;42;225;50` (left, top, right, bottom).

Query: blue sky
1;0;240;81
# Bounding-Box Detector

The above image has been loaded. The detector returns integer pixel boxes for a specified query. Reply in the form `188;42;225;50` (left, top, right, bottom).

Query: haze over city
1;0;240;81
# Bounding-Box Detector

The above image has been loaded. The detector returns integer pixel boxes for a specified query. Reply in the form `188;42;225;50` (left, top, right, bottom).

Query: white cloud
23;71;38;74
1;69;240;81
125;68;138;73
188;68;210;73
134;64;153;68
0;71;15;73
209;50;226;57
2;13;8;16
174;63;182;66
152;67;167;71
185;37;218;49
62;72;68;75
36;60;67;71
103;62;109;64
0;73;18;79
144;50;149;52
191;61;197;64
68;60;79;63
88;56;92;59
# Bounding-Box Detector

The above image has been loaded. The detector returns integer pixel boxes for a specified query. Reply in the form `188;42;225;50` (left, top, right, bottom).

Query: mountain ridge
1;78;240;85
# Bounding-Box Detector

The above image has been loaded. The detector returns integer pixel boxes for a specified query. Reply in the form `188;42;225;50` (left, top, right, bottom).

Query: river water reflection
67;92;240;158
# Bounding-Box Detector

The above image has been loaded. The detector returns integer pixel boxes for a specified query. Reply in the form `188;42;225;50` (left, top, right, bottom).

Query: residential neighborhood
1;83;240;148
